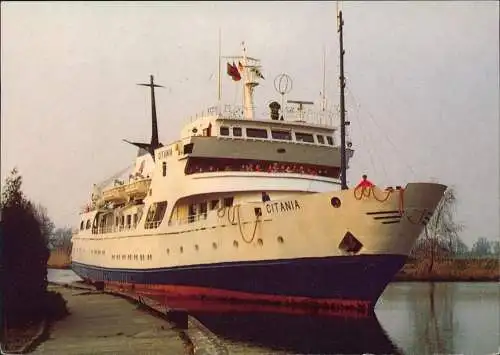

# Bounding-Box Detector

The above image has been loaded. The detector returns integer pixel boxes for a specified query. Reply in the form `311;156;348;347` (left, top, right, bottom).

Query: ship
71;11;447;313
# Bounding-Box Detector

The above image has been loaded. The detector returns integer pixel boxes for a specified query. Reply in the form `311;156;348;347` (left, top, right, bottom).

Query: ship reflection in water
155;297;402;354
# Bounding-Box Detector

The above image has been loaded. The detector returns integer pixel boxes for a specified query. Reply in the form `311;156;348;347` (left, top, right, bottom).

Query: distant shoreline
394;257;499;282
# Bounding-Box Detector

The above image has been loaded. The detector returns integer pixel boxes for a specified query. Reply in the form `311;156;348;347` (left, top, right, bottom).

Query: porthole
331;197;342;208
212;242;218;249
166;249;170;255
194;244;199;251
233;240;239;248
180;246;184;253
257;239;263;246
277;236;284;244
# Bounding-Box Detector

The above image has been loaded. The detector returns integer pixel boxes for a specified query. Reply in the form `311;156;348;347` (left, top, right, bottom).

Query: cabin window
115;217;119;226
126;215;131;228
120;216;124;226
210;199;219;210
326;136;334;145
295;132;315;143
220;126;230;136
162;161;167;176
80;221;84;230
199;202;208;219
85;220;91;229
316;135;325;144
271;130;291;140
183;143;194;154
133;213;138;226
223;197;234;207
144;201;168;229
246;128;268;139
188;204;196;223
232;127;242;137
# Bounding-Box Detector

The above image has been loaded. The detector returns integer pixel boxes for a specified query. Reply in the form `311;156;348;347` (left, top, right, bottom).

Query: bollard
166;309;188;330
94;281;104;291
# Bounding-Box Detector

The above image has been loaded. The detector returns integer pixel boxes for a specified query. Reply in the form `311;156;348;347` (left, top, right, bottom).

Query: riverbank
1;291;68;353
47;249;71;269
394;258;499;281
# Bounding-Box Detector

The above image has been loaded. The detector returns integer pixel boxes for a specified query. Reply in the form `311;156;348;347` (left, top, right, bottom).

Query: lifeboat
124;178;151;200
102;185;127;203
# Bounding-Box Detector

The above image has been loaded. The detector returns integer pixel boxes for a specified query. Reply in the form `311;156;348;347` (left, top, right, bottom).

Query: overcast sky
1;1;498;245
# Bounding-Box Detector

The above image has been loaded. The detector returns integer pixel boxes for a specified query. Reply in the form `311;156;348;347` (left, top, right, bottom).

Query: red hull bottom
90;280;372;317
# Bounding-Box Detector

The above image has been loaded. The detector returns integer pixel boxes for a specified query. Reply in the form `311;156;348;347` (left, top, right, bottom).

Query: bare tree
423;187;463;272
50;227;73;253
471;237;492;256
33;203;55;244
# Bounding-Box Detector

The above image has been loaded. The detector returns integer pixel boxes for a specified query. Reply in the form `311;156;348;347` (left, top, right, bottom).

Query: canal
48;269;499;354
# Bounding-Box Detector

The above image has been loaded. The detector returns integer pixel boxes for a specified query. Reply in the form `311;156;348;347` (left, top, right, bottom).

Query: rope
347;87;416;179
217;206;226;218
227;205;237;225
235;204;259;244
353;185;391;202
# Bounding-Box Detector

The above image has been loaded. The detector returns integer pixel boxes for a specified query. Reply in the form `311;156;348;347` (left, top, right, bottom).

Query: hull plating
72;254;406;309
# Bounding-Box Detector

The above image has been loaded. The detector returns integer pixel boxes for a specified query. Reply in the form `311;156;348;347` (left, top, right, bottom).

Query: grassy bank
395;257;499;282
2;291;69;353
47;249;71;269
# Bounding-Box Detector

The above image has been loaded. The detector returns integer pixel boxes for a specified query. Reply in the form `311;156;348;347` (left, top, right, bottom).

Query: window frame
295;132;315;143
220;126;230;136
246;128;268;139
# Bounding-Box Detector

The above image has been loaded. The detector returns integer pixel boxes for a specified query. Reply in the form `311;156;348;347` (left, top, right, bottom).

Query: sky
1;1;499;245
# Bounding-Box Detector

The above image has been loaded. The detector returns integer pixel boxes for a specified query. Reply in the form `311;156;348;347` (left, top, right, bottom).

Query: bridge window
271;130;292;140
316;135;325;144
220;126;230;136
162;161;167;176
295;132;314;143
246;128;268;139
80;221;84;230
85;220;91;229
232;127;242;137
145;201;168;229
326;136;334;145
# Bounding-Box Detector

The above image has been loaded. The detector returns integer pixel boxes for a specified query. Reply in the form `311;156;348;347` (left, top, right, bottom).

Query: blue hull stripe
72;254;407;303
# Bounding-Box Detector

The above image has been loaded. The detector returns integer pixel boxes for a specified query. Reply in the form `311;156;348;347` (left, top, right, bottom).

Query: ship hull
72;253;406;312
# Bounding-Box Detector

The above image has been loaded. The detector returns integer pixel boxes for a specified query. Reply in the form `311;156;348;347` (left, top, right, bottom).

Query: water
48;269;499;354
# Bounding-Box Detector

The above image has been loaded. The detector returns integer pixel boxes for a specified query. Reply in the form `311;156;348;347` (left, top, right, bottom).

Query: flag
226;62;241;81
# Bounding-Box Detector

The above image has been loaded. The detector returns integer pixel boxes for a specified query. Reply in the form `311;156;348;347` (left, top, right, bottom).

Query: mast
217;28;222;107
123;75;164;161
322;46;326;113
338;10;349;190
